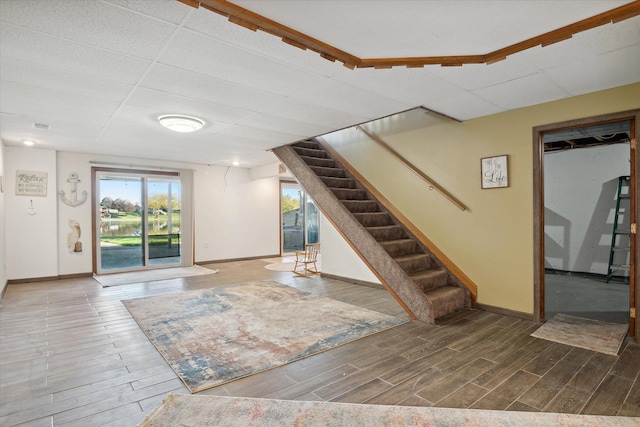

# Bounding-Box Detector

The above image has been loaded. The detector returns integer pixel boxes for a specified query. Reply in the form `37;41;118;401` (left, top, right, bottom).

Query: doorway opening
281;181;319;254
92;167;193;274
533;110;638;340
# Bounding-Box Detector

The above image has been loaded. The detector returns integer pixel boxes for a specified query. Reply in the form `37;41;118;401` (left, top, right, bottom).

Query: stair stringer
273;144;438;323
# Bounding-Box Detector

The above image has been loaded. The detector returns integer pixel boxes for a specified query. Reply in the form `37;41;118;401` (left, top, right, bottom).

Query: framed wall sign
16;170;48;196
481;155;508;189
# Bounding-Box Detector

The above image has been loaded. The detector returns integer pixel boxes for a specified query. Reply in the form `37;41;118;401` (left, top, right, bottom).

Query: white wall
544;143;630;275
194;165;280;262
320;215;380;284
5;147;58;280
2;148;282;280
0;140;6;297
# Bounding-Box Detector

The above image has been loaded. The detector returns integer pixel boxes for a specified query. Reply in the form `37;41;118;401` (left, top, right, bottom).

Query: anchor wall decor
59;173;88;207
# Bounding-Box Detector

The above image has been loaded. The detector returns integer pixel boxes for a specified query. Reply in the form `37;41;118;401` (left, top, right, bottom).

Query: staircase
273;139;472;324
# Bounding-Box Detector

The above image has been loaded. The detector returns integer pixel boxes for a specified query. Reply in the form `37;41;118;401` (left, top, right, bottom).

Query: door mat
94;265;217;287
531;313;628;356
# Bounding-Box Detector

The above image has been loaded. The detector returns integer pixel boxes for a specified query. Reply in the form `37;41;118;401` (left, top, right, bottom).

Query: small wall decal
59;173;88;207
67;219;82;253
16;170;47;196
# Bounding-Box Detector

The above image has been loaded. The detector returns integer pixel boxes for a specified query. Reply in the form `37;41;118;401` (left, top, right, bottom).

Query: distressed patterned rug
123;281;407;393
138;394;639;426
531;313;628;356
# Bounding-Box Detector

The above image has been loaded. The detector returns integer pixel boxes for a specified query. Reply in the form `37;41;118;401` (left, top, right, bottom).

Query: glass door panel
95;169;184;274
281;182;320;254
98;174;144;271
147;177;182;266
305;197;319;244
282;183;303;253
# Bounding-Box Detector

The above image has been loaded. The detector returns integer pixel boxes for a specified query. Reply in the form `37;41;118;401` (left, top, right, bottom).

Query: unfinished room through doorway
533;110;639;340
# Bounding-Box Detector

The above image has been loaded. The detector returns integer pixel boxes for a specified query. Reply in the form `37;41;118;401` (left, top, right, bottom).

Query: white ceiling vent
33;122;51;130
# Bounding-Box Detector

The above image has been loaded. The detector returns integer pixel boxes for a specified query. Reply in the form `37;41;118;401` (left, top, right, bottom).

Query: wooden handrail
356;126;467;211
317;138;477;304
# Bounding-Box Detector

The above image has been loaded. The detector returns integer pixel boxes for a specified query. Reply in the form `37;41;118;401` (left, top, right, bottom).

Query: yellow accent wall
324;83;640;315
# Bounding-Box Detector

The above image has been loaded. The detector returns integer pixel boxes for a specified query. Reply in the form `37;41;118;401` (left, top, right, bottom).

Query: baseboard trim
320;272;384;289
475;303;534;322
7;272;94;285
197;254;281;265
7;275;60;284
59;272;94;280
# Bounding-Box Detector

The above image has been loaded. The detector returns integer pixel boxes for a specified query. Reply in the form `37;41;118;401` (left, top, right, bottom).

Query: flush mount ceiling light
23;140;36;146
158;114;205;133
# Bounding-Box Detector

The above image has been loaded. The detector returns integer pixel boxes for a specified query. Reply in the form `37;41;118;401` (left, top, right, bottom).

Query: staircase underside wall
274;145;437;323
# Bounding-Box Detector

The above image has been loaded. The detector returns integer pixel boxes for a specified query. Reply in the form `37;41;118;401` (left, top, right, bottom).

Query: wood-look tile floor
1;259;639;426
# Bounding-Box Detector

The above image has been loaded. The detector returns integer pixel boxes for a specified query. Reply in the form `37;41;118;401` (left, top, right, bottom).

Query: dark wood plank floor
1;258;639;426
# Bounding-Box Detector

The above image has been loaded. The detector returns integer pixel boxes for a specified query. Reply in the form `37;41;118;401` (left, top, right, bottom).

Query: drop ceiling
0;0;638;168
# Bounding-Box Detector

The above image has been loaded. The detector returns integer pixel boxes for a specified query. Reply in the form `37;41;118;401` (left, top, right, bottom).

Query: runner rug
95;265;217;287
138;394;638;426
531;313;628;356
123;281;407;393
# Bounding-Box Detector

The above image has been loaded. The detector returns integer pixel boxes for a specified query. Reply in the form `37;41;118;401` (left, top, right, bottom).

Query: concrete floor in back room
545;272;630;324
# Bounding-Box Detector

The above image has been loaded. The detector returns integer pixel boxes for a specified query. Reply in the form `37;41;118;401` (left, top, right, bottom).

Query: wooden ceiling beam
184;0;640;69
197;0;361;68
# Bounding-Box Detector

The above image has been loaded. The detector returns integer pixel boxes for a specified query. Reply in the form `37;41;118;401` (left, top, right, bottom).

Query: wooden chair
293;243;320;276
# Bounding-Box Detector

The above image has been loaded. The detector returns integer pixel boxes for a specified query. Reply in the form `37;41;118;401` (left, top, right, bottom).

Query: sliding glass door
281;182;320;254
95;168;187;273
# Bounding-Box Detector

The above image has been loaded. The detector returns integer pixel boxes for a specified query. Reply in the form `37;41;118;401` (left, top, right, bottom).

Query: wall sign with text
16;170;48;196
481;155;508;189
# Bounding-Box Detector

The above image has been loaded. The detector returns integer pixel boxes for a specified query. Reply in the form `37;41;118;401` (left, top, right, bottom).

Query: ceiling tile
333;67;503;120
184;7;344;77
158;30;329;96
0;57;134;103
291;78;412;120
238;113;330;137
0;0;180;60
0;24;151;84
544;44;640;95
125;87;255;126
106;0;192;25
472;73;570;111
217;124;305;147
265;98;370;130
521;16;640;71
234;0;633;57
141;64;286;112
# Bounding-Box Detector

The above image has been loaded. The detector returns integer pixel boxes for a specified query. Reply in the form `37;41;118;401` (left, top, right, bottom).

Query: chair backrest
304;243;320;261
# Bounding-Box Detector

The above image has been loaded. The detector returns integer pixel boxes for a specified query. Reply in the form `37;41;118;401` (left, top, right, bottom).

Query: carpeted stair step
394;253;433;273
331;188;368;200
292;141;319;150
379;239;419;257
353;212;393;227
293;146;329;158
426;286;467;320
300;156;336;168
343;200;379;213
410;268;450;292
320;176;356;189
366;225;405;241
310;166;346;178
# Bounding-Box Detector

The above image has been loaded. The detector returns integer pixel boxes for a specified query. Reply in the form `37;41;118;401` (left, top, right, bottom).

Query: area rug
264;261;322;272
122;281;407;393
138;394;640;427
94;265;217;287
531;313;628;356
